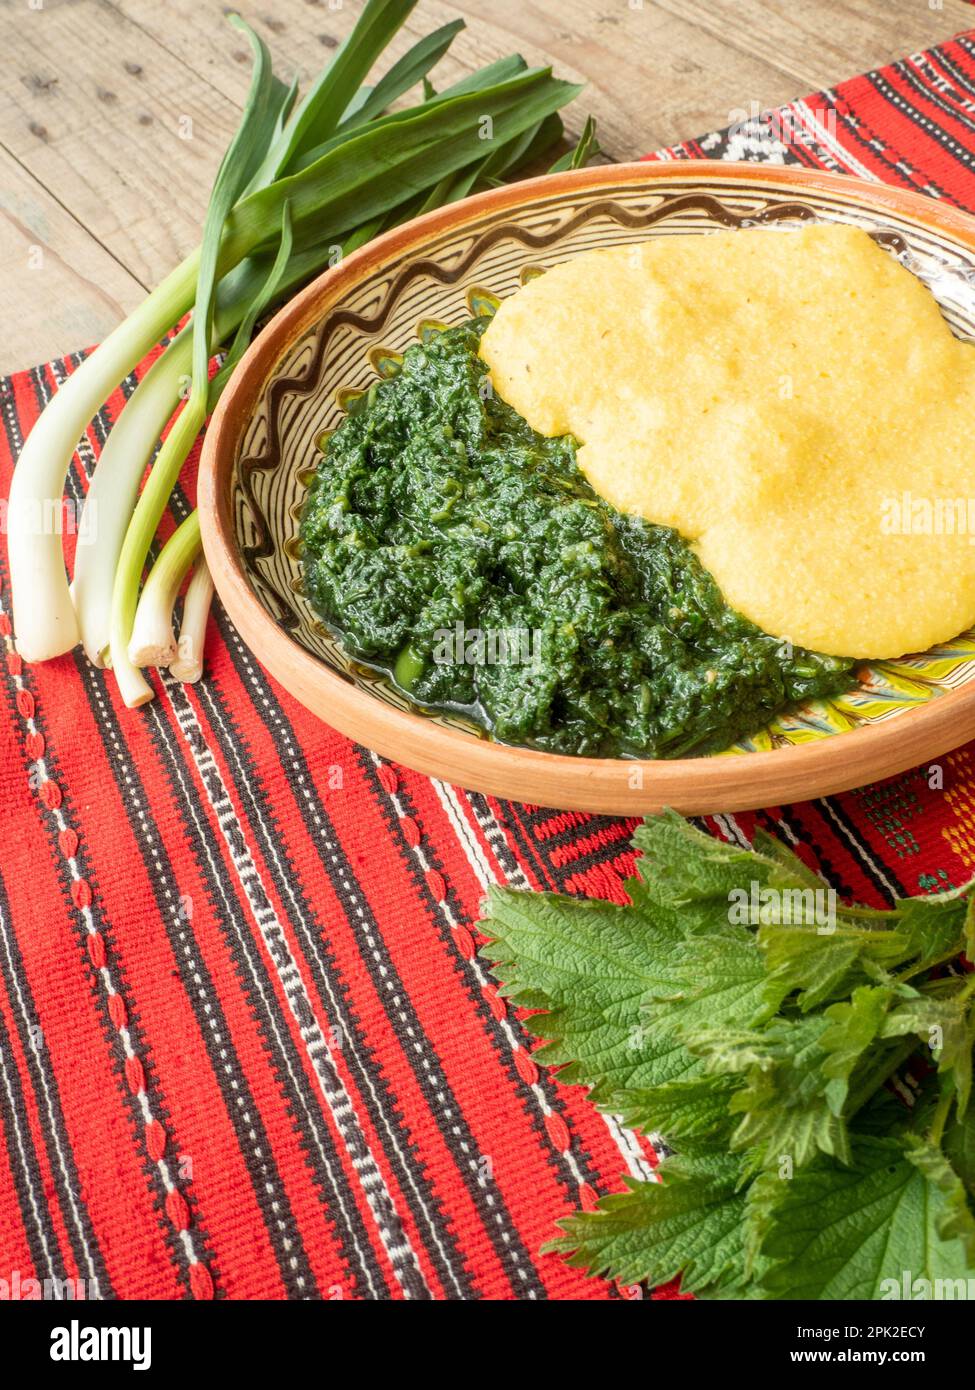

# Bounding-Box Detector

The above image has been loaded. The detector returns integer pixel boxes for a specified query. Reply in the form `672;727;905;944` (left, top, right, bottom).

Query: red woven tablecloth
4;31;975;1302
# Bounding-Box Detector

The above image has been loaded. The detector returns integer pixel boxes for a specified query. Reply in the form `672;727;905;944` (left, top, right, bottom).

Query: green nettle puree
299;319;854;758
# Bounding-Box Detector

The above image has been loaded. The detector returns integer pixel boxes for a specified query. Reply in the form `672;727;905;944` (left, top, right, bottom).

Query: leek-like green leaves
10;0;595;700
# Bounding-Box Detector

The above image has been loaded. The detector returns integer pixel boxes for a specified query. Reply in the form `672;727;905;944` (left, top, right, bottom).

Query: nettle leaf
882;994;972;1115
820;985;896;1113
944;1104;975;1197
896;893;968;969
480;812;975;1298
689;1015;850;1167
614;1075;738;1145
758;1136;975;1299
547;1153;749;1294
758;920;907;1012
482;878;769;1128
632;812;814;912
481;885;703;1102
906;1138;975;1265
638;913;771;1035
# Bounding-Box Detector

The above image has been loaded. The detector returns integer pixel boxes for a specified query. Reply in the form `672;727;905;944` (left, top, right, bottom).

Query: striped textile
3;30;975;1302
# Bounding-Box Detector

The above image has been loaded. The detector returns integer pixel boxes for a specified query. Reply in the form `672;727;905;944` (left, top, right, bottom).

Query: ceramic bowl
199;161;975;814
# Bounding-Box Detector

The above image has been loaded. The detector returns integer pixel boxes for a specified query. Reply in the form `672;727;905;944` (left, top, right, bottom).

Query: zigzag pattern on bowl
233;177;975;755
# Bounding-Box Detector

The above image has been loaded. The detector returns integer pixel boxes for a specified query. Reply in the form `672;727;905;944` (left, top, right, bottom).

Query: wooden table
0;0;971;375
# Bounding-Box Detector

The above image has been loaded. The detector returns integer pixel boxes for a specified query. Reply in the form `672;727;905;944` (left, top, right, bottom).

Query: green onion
8;0;595;704
127;511;202;668
169;559;214;684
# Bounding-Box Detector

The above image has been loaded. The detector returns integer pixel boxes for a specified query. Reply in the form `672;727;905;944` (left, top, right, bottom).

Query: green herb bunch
481;811;975;1298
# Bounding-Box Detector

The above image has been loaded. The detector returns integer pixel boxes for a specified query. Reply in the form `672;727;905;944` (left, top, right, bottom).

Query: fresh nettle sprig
481;811;975;1299
8;0;596;703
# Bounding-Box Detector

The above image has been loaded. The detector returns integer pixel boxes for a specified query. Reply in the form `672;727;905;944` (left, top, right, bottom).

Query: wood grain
0;0;971;373
0;145;145;365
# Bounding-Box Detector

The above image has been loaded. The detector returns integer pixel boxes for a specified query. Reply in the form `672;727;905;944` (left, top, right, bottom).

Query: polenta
299;320;852;759
480;223;975;658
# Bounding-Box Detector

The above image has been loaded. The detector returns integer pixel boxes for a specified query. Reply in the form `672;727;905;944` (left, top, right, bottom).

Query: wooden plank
0;0;242;287
114;0;806;156
111;0;973;156
0;146;145;374
4;0;973;370
651;0;975;93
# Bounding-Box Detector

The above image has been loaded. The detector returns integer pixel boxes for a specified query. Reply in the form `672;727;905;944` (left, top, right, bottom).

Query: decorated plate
199;162;975;814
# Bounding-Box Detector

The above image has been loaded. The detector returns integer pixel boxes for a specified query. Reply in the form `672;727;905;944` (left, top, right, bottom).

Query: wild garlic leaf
758;1136;974;1299
546;1153;748;1294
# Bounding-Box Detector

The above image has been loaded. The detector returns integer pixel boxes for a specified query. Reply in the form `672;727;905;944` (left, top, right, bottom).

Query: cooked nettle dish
299;222;975;758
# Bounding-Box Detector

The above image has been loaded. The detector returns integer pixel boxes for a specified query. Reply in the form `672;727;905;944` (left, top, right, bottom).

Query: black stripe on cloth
946;33;975;99
465;793;535;891
208;608;545;1299
501;799;631;895
514;807;634;890
825;100;952;199
488;798;562;893
813;797;906;904
863;68;975;185
0;961;70;1296
148;672;432;1302
0;859;114;1299
63;373;332;1300
143;675;428;1301
74;651;332;1299
3;359;204;1297
357;753;612;1207
756;808;858;903
910;46;975;113
893;56;975;146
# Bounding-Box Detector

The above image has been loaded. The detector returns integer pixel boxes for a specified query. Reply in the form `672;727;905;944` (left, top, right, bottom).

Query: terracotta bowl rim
198;159;975;814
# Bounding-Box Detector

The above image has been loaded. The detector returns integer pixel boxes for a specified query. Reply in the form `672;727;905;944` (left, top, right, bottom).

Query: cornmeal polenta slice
480;224;975;658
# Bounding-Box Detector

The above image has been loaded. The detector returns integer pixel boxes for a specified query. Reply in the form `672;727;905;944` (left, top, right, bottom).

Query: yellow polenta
479;223;975;658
